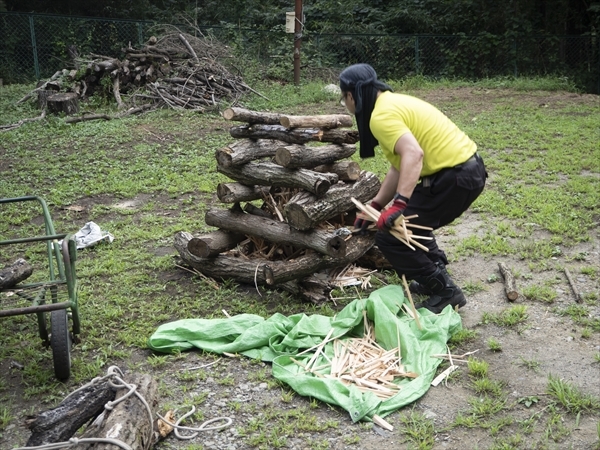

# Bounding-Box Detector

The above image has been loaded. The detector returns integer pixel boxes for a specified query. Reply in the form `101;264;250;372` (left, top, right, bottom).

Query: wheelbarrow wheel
50;309;71;380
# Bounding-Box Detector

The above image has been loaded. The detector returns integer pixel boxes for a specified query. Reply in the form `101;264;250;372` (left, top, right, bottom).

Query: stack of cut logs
174;107;385;303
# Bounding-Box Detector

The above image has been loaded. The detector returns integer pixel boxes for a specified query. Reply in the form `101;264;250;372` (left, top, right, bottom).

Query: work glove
354;200;382;234
377;194;408;231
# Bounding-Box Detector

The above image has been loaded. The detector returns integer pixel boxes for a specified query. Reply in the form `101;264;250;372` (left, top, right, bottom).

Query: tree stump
47;92;79;115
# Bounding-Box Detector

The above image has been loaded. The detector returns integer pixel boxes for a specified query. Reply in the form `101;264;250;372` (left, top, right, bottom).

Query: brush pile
20;26;251;114
174;107;386;303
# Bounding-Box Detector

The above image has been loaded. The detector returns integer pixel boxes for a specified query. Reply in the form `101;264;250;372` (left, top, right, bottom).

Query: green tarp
147;285;462;422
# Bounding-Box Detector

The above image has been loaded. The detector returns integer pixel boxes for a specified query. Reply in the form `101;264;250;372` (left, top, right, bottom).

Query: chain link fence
1;12;598;93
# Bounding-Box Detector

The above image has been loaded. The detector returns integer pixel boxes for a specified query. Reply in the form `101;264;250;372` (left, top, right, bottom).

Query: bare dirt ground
1;87;599;450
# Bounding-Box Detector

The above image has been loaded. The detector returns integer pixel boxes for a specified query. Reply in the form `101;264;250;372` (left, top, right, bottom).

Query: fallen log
25;379;116;446
174;232;374;286
216;183;271;203
230;124;359;145
216;139;281;168
187;230;246;258
284;171;381;231
279;114;353;129
498;262;519;301
313;161;361;181
217;161;338;197
222;107;282;124
78;372;158;450
205;208;347;257
274;143;356;169
0;258;34;289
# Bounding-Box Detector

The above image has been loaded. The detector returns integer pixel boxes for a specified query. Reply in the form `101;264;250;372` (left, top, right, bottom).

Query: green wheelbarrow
0;196;81;380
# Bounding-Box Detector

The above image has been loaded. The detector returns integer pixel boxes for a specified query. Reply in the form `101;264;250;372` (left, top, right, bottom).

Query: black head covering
339;64;393;158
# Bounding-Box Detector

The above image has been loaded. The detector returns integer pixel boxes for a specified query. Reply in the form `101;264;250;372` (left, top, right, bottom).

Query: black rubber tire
50;309;72;380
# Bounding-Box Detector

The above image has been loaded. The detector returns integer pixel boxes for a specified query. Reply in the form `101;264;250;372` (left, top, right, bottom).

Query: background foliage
3;0;599;35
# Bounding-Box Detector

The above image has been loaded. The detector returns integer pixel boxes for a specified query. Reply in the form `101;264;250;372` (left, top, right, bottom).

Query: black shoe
408;262;447;296
412;266;467;314
409;280;433;296
414;290;467;314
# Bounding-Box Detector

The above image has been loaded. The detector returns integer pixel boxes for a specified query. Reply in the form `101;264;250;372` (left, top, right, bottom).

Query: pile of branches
19;26;254;114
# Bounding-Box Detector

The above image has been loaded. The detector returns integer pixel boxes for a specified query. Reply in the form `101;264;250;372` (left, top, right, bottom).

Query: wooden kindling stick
401;274;423;330
351;197;433;252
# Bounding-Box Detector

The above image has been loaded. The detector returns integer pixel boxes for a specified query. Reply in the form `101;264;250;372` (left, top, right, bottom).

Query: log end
284;205;312;231
314;179;332;198
506;291;519;302
187;238;210;258
215;148;233;168
280;116;292;128
222;108;235;121
274;147;292;167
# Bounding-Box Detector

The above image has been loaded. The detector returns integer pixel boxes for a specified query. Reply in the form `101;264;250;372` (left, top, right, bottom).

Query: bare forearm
373;166;399;206
396;152;422;199
394;133;424;200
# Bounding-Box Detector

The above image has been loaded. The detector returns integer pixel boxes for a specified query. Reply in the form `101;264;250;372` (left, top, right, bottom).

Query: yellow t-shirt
370;91;477;176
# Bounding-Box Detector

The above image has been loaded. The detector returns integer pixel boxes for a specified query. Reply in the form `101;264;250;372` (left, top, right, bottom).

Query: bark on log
262;234;374;285
205;208;347;257
188;230;246;258
217;161;338;197
222;107;282;124
175;231;271;284
0;258;33;289
47;93;79;115
243;202;276;219
216;139;281;168
313;161;361;181
498;262;519;301
284;171;381;230
216;183;271;203
274;143;356;169
280;114;353;129
79;373;158;450
25;380;116;446
278;275;335;304
230;124;359;145
174;232;374;286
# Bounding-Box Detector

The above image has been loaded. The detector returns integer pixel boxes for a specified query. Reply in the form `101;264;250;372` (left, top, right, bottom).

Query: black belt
420;153;479;187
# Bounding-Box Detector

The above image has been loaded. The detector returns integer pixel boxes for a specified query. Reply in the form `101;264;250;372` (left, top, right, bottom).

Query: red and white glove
377;194;409;231
354;200;382;234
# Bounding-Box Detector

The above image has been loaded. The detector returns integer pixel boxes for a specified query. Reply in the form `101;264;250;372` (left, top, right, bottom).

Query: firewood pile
173;107;386;303
19;27;252;116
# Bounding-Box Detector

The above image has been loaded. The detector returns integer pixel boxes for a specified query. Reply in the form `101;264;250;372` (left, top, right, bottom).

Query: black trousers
375;153;487;278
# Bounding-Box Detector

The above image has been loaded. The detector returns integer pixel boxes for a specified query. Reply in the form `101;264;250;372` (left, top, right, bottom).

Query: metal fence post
415;36;420;74
137;22;144;46
513;37;518;77
29;15;40;80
